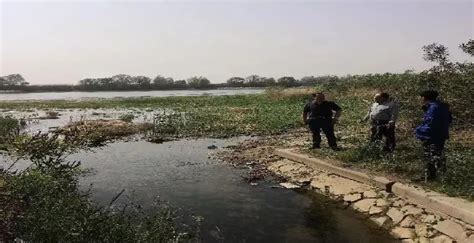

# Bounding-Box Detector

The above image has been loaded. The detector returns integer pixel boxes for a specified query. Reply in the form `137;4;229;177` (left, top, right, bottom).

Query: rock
376;198;390;207
368;206;384;215
207;145;218;149
466;234;474;243
422;214;438;224
310;175;369;196
343;193;362;203
387;208;405;225
279;164;302;173
370;216;388;227
415;223;429;237
279;182;300;189
267;160;289;171
431;235;453;243
401;205;424;216
400;215;415;228
352;199;377;213
393;200;407;207
363;190;377;198
390;227;415;239
401;239;415;243
433;219;467;242
418;237;430;243
295;176;312;184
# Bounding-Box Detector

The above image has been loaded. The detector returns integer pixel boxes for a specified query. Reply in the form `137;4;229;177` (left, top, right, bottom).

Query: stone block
343;193;362;203
400;215;415;228
390;227;415;239
368;206;384;215
363;190;377;198
352;199;377;213
433;219;467;242
370;216;388;227
387;208;405;225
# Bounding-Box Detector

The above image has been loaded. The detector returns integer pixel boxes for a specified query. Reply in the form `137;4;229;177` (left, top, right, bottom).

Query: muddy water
66;139;397;243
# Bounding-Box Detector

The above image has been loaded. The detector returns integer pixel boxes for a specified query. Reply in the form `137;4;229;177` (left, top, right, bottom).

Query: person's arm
303;103;310;124
332;102;342;124
415;105;435;141
388;102;399;127
362;104;372;122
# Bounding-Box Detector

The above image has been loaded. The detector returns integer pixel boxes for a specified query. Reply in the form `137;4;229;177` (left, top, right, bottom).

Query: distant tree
277;76;299;87
260;77;276;87
111;74;133;89
301;75;338;86
244;75;261;87
153;76;176;89
174;80;188;89
300;76;318;86
422;43;449;66
226;77;245;87
459;39;474;56
133;76;152;89
0;74;28;88
187;76;211;89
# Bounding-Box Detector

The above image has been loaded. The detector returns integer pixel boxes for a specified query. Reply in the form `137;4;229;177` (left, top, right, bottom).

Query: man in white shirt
362;92;399;152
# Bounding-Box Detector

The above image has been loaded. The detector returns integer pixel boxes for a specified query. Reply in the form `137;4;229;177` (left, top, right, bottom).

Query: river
0;89;264;101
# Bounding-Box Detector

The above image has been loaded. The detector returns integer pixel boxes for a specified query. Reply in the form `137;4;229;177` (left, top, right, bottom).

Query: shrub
119;113;135;122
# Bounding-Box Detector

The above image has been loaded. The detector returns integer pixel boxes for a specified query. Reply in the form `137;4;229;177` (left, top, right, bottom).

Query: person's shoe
330;146;341;151
311;145;321;149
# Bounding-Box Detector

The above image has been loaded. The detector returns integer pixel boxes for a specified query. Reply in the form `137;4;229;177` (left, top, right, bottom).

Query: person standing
415;90;452;181
362;92;399;152
303;93;342;150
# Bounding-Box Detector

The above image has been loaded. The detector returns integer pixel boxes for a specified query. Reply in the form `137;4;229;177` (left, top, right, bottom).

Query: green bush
1;133;196;241
119;113;135;122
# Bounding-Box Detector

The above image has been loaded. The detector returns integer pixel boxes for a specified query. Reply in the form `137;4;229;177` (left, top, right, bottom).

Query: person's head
380;92;390;102
315;92;325;104
419;90;439;104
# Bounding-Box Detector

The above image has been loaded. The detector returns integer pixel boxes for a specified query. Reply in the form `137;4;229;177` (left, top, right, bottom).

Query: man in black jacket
303;93;342;150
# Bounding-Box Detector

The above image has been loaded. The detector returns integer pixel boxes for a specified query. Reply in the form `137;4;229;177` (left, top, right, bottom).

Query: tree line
0;73;343;92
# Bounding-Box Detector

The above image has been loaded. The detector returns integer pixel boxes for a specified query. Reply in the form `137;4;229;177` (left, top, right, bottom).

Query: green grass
304;88;473;200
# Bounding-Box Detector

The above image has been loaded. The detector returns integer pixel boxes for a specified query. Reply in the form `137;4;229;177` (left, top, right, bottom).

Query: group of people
302;91;452;182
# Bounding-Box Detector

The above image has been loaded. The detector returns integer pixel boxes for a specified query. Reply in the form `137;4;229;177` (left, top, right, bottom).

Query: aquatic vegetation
57;119;152;147
0;116;22;148
119;113;135;122
0;133;197;241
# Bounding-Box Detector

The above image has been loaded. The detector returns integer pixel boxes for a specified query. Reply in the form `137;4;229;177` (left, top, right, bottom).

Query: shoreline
213;132;474;242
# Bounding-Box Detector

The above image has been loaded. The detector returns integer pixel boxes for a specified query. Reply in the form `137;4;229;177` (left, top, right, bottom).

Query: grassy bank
303;87;473;200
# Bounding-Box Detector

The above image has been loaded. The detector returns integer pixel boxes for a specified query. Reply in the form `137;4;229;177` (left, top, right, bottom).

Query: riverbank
212;132;473;242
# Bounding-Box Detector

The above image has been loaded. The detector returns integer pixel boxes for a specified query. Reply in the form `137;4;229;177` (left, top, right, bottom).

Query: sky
0;0;473;85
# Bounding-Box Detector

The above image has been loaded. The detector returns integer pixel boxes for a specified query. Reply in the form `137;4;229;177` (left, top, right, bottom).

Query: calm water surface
0;89;264;101
63;139;398;243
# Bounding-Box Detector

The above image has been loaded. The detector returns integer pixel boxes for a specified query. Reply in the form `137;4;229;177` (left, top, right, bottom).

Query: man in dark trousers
362;92;399;152
415;90;452;181
303;92;342;150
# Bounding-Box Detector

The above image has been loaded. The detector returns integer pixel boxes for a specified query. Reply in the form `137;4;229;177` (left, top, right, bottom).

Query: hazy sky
1;0;473;84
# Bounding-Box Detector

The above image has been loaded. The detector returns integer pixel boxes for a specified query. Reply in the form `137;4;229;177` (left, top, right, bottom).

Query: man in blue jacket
415;90;452;181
